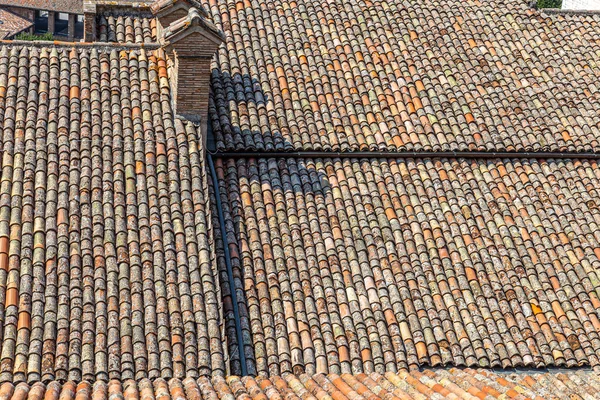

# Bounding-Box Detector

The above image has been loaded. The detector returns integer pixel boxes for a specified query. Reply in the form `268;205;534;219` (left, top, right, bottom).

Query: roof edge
0;39;162;51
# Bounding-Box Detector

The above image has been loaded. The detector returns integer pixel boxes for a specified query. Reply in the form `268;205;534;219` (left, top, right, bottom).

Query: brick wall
174;55;212;122
165;30;220;123
169;33;220;58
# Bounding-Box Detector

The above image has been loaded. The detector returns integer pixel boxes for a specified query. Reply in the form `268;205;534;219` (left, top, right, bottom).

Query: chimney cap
160;7;225;46
151;0;209;17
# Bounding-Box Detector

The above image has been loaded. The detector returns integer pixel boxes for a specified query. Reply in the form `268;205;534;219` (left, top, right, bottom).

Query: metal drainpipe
207;154;248;376
212;150;600;159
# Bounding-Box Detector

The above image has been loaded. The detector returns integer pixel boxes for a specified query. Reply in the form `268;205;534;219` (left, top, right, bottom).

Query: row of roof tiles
203;0;600;152
214;156;600;376
0;45;224;382
0;368;598;400
96;13;157;44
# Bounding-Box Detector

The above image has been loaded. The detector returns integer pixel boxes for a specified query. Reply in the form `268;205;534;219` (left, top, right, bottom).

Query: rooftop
0;368;598;400
0;0;599;398
207;0;600;153
96;11;156;43
0;43;224;383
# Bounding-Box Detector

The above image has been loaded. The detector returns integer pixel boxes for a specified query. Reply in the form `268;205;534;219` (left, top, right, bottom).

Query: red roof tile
0;369;597;400
0;0;83;14
2;0;600;386
96;12;156;43
0;44;225;383
215;156;600;375
203;0;600;152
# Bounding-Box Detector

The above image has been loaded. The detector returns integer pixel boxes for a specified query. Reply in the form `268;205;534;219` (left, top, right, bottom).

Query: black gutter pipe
212;150;600;159
207;154;248;376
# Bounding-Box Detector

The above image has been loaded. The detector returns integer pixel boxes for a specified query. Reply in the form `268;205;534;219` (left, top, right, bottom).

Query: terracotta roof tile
0;8;32;40
0;44;224;383
96;13;156;44
203;0;600;152
0;0;83;14
0;370;596;400
215;156;600;375
1;0;600;386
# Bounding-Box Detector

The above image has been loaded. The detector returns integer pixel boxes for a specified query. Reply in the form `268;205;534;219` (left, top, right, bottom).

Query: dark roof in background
205;0;600;153
0;368;598;400
0;44;224;383
0;0;83;14
0;7;32;39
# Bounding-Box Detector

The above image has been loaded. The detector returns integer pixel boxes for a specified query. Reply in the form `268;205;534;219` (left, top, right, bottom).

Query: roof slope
0;8;33;40
0;368;599;400
0;0;83;14
0;44;224;383
215;156;600;375
96;13;156;44
205;0;600;152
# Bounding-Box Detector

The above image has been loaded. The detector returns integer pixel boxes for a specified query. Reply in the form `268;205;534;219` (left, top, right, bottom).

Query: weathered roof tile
96;13;156;44
215;156;600;375
0;370;597;400
0;8;33;40
203;0;600;152
0;44;225;383
0;0;82;14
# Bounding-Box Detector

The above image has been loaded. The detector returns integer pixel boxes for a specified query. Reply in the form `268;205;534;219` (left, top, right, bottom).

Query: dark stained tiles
0;369;598;400
215;156;600;376
96;13;157;44
203;0;600;152
0;44;224;383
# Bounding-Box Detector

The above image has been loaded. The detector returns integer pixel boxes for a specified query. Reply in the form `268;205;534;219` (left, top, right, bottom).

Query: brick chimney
83;0;97;41
159;7;224;127
151;0;209;33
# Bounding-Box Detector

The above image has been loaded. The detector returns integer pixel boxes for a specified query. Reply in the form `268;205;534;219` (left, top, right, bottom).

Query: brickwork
68;13;76;40
174;55;212;121
47;10;55;33
83;12;96;41
160;8;223;127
